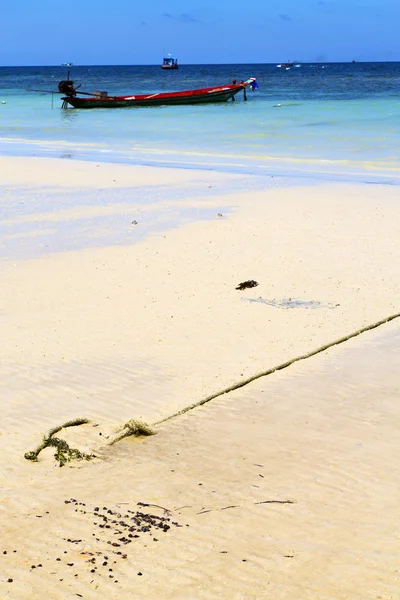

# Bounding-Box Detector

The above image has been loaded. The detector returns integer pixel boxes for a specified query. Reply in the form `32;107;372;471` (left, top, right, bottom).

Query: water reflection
60;107;80;122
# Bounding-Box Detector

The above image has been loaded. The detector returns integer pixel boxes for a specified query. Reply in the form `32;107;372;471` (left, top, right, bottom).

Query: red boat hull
62;78;256;109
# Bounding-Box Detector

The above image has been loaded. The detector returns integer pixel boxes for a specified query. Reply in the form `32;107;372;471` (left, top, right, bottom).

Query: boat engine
58;80;77;97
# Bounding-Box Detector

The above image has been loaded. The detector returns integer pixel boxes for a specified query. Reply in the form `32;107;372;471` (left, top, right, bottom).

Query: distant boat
161;55;178;70
277;61;301;70
59;77;258;109
62;62;73;67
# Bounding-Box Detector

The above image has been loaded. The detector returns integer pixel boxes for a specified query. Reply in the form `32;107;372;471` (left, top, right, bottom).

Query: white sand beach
0;156;399;598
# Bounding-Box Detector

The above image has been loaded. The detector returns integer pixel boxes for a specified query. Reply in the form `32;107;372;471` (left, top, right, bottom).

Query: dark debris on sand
1;497;183;587
235;280;259;290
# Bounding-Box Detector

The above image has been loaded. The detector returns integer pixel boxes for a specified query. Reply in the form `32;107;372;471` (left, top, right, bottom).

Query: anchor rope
24;311;400;464
153;310;400;426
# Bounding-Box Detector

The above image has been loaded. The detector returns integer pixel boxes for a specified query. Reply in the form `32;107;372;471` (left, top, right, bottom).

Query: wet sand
1;156;400;598
1;320;399;599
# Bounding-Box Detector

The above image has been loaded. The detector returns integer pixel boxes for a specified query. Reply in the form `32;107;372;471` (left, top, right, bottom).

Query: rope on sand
108;419;156;445
153;311;400;426
24;311;400;464
24;418;155;465
24;417;95;466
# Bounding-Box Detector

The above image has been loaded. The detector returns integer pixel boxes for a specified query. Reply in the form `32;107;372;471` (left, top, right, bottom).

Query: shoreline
1;143;400;185
1;155;400;597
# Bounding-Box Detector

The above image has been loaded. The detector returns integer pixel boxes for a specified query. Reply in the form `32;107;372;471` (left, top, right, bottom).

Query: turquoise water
0;63;399;181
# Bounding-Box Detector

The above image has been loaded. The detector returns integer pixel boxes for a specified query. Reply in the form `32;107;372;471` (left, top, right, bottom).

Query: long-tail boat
59;77;258;109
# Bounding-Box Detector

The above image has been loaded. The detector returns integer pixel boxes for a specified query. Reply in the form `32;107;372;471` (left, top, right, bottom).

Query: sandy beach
1;156;400;598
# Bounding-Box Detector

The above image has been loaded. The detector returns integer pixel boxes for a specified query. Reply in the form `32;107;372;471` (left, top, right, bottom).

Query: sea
0;62;399;182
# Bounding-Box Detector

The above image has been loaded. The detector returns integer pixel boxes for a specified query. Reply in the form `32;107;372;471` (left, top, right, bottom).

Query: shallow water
1;62;399;181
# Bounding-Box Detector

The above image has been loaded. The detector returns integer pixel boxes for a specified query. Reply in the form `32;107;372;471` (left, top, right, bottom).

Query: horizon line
1;59;400;68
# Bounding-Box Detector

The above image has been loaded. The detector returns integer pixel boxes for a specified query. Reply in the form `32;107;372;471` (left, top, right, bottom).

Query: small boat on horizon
59;77;258;109
61;62;73;67
161;55;178;70
277;61;301;70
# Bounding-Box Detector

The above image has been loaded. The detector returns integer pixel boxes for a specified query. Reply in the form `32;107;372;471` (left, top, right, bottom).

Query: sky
1;0;400;66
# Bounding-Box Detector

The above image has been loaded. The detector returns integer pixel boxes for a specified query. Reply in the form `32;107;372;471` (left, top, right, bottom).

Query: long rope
24;311;400;462
153;310;400;426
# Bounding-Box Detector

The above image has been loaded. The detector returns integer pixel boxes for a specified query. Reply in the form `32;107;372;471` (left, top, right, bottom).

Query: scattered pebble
3;497;182;586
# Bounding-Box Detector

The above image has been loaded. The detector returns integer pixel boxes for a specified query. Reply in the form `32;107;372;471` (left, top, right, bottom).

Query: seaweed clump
24;418;96;467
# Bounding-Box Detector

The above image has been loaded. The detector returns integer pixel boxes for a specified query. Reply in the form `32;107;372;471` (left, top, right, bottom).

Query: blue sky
2;0;399;65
